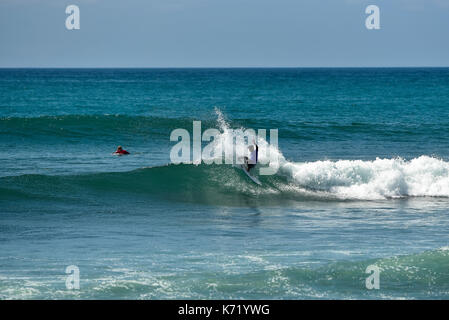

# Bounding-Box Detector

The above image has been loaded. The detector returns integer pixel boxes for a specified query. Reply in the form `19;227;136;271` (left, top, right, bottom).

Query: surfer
113;146;130;155
244;143;258;172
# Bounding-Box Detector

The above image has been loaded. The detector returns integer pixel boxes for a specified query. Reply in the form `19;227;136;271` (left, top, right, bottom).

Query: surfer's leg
244;156;249;171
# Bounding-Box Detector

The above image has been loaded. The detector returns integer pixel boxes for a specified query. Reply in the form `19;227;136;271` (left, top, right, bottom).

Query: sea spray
169;109;280;174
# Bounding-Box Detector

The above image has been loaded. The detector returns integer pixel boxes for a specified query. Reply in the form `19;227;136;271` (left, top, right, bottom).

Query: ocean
1;68;449;299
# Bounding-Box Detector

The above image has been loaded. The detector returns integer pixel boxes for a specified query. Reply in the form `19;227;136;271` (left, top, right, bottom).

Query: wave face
3;155;449;204
2;110;449;203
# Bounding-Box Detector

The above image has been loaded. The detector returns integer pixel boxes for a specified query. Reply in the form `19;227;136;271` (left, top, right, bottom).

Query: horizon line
1;66;449;69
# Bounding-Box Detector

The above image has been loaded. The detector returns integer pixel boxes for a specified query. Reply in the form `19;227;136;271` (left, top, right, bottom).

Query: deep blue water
1;68;449;299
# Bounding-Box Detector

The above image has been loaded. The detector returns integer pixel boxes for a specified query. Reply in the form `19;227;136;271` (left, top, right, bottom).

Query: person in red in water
113;146;130;155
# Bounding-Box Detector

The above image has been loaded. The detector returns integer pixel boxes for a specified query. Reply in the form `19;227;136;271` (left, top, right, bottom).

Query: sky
0;0;448;67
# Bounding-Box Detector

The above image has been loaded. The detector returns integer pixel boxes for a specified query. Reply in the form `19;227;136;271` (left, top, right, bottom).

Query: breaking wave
2;109;449;203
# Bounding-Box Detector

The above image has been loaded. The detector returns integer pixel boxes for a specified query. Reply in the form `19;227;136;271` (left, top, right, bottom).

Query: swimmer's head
248;145;255;152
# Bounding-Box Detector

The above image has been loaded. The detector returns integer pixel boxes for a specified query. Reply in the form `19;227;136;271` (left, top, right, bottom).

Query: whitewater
195;109;449;201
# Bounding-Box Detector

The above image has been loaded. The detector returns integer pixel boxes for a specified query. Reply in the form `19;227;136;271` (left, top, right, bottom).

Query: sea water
1;68;449;299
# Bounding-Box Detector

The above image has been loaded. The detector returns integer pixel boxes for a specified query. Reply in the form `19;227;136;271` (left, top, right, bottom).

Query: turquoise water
1;68;449;299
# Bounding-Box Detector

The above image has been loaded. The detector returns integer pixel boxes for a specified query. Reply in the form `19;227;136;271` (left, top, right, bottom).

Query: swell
0;115;218;140
2;114;444;142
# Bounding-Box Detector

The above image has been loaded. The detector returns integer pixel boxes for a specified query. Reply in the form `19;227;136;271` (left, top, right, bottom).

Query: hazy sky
0;0;448;67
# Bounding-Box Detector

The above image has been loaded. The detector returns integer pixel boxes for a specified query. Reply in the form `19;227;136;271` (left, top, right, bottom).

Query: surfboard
239;165;262;185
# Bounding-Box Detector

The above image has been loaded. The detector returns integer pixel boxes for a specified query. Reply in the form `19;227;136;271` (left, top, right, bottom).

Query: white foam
209;108;284;168
283;156;449;200
212;109;449;200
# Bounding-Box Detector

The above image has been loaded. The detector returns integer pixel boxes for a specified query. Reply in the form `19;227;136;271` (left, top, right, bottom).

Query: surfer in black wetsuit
244;143;258;172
